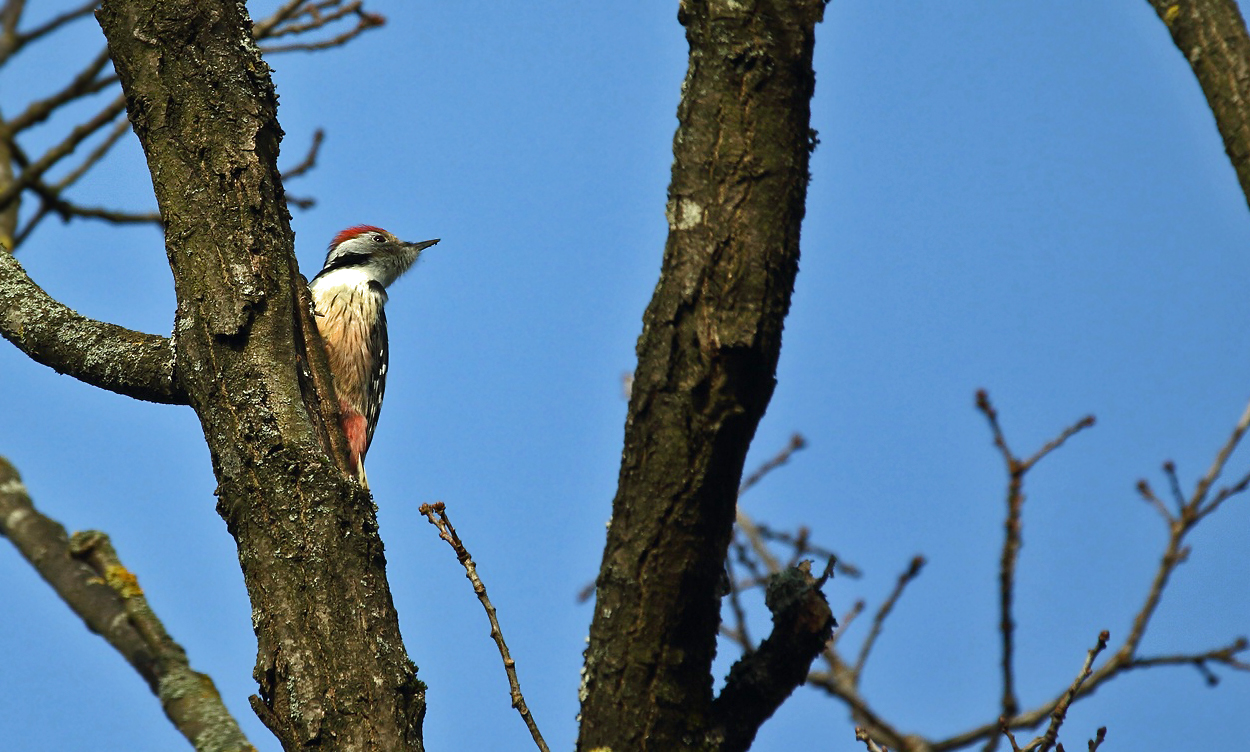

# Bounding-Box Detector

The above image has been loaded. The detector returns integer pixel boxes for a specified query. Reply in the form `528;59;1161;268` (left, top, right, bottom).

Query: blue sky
3;2;1249;750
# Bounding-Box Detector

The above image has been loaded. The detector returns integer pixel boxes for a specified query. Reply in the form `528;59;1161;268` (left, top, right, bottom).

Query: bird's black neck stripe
314;252;372;280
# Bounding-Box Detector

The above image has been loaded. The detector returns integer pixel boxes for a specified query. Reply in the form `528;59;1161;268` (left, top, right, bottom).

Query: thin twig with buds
976;389;1095;726
419;501;550;752
1031;631;1109;752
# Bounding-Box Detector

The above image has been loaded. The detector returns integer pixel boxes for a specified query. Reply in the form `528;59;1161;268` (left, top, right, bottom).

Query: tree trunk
96;2;424;749
578;1;828;750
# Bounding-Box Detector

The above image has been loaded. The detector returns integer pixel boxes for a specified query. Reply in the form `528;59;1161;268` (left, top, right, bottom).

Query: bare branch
0;1;25;61
740;432;807;496
830;599;865;646
809;655;913;752
712;561;836;752
12;0;97;48
1191;396;1250;503
1126;638;1250;679
281;127;324;180
0;457;253;752
1162;460;1185;511
976;390;1095;724
70;531;255;752
0;250;184;403
932;626;1248;752
259;1;384;54
419;501;549;752
754;521;859;577
736;508;784;578
1026;631;1109;752
8;47;115;133
251;0;308;39
1134;478;1173;522
48;112;131;192
0;94;126;213
853;555;924;681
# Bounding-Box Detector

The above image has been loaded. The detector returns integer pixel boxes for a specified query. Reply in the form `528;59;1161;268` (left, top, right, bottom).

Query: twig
281;128;324;180
8;47;114;133
10;116;156;249
976;389;1095;727
70;532;255;752
1125;637;1250;678
1190;395;1250;511
50;115;131;191
830;599;865;646
739;432;806;495
260;6;384;53
810;645;911;750
0;94;126;212
1029;631;1109;752
1116;399;1250;665
852;556;924;681
1134;479;1172;522
999;718;1022;752
1162;460;1185;512
419;502;550;752
251;0;309;39
10;0;97;49
735;508;784;577
754;521;860;577
734;433;828;583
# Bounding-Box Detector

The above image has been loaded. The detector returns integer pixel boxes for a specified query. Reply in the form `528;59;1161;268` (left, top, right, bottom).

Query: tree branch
579;2;827;747
976;390;1095;726
7;47;115;133
0;249;184;403
852;555;924;682
1147;1;1250;212
0;457;253;752
711;560;836;752
419;502;549;752
0;94;126;213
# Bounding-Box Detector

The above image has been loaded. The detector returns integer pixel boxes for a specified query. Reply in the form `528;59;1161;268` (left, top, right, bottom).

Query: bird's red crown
331;225;387;249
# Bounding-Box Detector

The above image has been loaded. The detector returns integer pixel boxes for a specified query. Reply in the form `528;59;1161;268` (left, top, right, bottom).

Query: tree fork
578;1;827;749
96;1;423;749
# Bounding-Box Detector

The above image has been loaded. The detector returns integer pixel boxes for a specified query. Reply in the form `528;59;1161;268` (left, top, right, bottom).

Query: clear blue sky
3;3;1249;750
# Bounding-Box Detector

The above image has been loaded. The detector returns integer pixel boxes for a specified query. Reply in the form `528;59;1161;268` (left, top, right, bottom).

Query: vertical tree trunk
96;2;424;749
578;1;826;749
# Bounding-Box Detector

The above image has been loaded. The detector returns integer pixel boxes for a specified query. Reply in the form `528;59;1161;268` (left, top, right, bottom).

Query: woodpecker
309;225;439;489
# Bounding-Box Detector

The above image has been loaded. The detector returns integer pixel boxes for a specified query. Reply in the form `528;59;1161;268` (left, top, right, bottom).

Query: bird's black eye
372;234;386;243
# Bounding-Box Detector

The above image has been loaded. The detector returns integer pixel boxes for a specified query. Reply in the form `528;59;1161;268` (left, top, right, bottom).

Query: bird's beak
405;238;440;252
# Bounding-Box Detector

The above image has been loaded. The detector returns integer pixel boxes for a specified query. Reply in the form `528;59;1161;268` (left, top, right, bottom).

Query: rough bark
95;2;423;750
1148;0;1250;210
711;563;835;752
578;1;827;749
